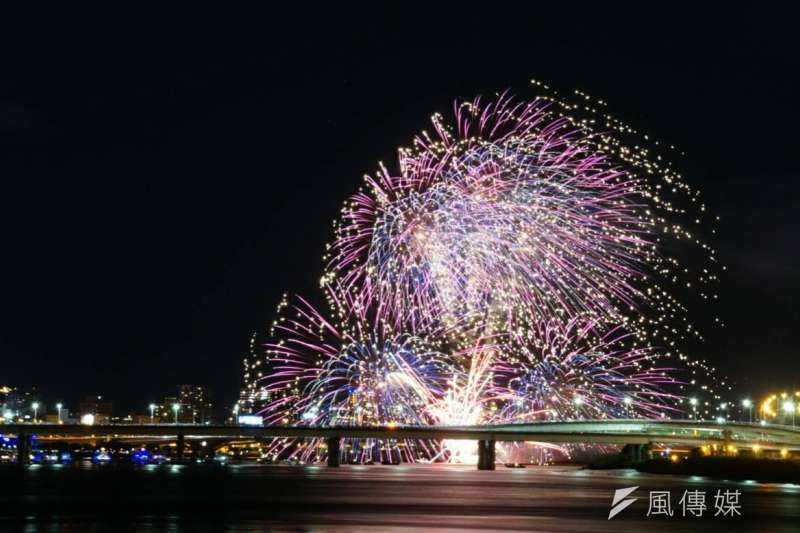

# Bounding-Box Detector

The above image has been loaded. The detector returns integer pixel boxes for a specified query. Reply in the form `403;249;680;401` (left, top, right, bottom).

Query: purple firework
324;93;660;337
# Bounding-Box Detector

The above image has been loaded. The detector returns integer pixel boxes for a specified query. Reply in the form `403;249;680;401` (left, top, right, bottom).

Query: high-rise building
154;386;214;424
237;330;269;416
2;386;42;421
0;385;13;421
0;386;11;407
178;385;213;424
156;396;180;422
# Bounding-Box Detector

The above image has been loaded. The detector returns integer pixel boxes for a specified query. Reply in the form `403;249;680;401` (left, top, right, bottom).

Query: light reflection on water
1;463;798;532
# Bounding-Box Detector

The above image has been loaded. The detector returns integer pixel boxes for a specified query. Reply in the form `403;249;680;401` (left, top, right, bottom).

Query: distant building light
238;415;262;427
80;414;96;426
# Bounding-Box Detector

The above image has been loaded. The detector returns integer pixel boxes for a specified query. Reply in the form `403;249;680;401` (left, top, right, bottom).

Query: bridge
3;419;799;470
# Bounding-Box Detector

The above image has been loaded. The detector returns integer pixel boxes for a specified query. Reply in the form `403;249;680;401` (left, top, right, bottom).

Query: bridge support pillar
722;430;732;455
327;437;340;467
176;433;185;464
477;439;495;470
16;432;30;465
622;443;646;463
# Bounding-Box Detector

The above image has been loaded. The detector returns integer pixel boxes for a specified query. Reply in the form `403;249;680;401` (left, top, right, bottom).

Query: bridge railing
3;419;799;469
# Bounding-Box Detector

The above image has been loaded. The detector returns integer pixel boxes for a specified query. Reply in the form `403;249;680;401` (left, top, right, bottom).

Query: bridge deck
2;420;799;450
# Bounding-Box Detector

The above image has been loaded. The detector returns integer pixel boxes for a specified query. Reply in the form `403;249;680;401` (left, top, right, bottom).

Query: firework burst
240;82;723;464
254;294;466;463
491;318;681;423
323;90;717;346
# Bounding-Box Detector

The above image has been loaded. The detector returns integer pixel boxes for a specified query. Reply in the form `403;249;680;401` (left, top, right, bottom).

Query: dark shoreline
588;454;800;484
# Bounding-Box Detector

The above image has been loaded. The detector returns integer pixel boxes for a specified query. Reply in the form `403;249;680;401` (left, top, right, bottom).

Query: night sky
2;6;798;413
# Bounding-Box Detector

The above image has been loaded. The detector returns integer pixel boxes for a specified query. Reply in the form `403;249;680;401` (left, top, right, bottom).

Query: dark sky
1;6;798;413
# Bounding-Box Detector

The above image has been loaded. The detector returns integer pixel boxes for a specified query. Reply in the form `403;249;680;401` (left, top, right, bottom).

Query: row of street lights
8;401;178;425
149;402;182;424
688;397;797;427
570;395;761;423
689;398;750;423
12;396;798;427
13;401;63;424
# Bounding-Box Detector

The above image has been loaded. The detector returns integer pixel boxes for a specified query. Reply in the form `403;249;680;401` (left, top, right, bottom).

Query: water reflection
1;463;798;532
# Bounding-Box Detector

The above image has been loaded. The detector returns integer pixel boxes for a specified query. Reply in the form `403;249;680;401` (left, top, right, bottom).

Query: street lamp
742;399;752;423
149;403;157;424
718;402;727;423
32;402;39;423
172;403;180;425
782;400;796;427
56;403;63;424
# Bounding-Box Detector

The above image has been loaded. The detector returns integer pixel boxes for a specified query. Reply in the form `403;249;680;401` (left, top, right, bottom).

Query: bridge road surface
0;463;798;532
5;419;800;450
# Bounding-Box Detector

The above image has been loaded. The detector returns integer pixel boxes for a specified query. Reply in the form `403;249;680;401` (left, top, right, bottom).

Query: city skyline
0;383;220;424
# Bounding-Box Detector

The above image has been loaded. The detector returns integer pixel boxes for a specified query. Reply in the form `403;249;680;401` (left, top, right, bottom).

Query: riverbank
589;454;800;483
637;456;800;483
